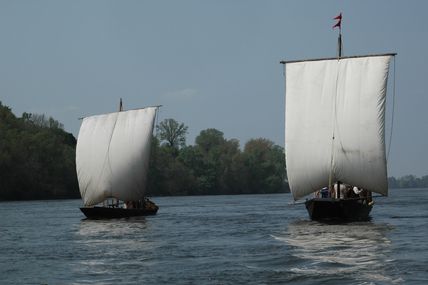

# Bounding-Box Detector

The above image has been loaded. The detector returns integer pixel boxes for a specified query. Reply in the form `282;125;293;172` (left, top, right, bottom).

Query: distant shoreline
2;187;428;203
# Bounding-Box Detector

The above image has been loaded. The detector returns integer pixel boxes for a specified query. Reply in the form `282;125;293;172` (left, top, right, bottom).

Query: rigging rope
155;106;161;137
328;59;341;193
387;56;396;161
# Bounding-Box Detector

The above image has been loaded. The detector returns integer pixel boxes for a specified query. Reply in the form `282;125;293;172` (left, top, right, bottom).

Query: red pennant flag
333;13;342;29
333;20;341;29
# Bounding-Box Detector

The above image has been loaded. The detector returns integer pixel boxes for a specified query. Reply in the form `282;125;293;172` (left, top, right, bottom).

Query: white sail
285;55;392;200
76;107;157;206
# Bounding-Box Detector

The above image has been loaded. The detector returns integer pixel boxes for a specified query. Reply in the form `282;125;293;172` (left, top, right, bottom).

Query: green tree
195;128;225;153
420;175;428;187
147;136;196;196
388;176;398;188
147;127;289;196
157;118;188;149
242;138;286;194
0;102;79;200
192;129;245;195
193;129;226;194
398;175;417;188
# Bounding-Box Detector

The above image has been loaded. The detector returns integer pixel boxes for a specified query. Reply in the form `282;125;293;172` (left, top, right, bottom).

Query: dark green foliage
146;136;198;196
0;102;79;200
242;138;287;194
147;124;288;196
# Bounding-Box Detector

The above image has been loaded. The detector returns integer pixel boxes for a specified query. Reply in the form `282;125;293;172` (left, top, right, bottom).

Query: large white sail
285;55;392;200
76;107;157;206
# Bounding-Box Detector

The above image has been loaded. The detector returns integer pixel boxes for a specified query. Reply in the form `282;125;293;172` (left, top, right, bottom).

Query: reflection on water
72;218;155;283
77;218;151;251
2;192;426;284
273;220;403;284
78;217;148;238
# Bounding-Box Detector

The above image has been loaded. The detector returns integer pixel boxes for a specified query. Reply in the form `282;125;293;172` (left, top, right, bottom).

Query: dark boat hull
305;198;372;222
80;206;158;219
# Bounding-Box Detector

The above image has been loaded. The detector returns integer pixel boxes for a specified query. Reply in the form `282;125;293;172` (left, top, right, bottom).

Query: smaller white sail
76;107;157;206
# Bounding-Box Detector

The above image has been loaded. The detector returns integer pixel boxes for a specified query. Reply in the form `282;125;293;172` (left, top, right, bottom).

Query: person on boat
333;181;347;199
320;187;329;198
353;186;363;195
108;198;119;208
360;188;368;199
360;189;373;204
344;185;355;199
125;201;135;209
340;184;351;199
345;186;359;198
356;188;374;205
143;197;159;211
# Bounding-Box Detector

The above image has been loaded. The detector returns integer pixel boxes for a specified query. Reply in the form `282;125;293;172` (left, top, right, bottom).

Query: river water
1;188;427;284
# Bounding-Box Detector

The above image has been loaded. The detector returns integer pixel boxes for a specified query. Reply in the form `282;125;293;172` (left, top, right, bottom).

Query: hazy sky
1;0;427;177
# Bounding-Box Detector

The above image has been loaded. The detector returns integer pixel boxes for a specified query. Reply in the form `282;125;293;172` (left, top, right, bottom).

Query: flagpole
333;13;343;58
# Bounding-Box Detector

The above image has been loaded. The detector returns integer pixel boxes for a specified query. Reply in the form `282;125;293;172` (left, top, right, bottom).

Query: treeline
0;102;79;200
2;102;425;201
0;104;287;200
146;119;288;196
388;175;428;189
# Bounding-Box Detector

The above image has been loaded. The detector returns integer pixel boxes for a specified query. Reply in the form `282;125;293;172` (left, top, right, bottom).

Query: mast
329;13;343;198
119;98;123;112
333;13;343;58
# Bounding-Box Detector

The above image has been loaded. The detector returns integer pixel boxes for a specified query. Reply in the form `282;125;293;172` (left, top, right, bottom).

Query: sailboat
76;99;160;219
281;15;396;221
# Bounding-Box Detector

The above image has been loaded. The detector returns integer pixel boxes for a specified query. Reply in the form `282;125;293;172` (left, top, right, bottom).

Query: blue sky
0;0;427;177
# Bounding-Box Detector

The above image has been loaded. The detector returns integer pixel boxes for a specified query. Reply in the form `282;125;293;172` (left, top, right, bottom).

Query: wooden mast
335;12;343;58
119;98;123;112
329;13;343;198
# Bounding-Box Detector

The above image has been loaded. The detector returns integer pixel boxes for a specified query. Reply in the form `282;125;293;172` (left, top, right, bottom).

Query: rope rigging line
387;56;396;161
155;106;161;137
328;59;341;193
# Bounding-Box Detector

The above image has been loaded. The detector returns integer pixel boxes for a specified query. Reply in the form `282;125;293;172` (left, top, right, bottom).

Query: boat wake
271;220;404;284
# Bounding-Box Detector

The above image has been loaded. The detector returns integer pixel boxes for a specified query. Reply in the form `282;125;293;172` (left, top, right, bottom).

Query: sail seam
101;112;120;199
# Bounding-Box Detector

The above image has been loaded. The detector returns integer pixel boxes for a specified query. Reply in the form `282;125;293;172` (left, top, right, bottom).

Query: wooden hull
80;206;158;219
305;198;372;222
